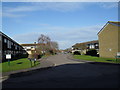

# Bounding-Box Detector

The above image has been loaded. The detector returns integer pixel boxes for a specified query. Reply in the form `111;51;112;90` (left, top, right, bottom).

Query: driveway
2;53;120;88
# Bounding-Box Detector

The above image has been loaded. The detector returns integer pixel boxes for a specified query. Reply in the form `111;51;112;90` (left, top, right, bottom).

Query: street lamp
34;41;37;66
34;41;36;53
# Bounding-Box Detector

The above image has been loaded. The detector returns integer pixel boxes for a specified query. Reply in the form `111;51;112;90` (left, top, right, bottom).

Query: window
0;35;1;41
10;41;11;49
4;38;7;43
15;45;17;50
11;42;13;45
4;50;7;55
7;40;9;48
91;45;95;48
95;44;98;46
7;40;11;49
90;44;95;49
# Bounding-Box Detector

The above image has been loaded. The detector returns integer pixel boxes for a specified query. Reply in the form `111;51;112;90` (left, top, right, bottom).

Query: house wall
22;45;36;55
98;24;118;58
26;50;32;55
1;32;28;62
118;27;120;52
0;33;2;63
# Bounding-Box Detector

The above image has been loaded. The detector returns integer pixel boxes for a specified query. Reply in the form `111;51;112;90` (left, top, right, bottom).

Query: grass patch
73;55;120;64
0;58;40;72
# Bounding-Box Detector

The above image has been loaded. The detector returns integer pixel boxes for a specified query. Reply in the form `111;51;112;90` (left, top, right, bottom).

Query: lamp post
34;41;36;53
34;41;37;66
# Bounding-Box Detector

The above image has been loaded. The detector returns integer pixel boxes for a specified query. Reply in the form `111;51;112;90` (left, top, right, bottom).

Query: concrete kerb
2;56;55;79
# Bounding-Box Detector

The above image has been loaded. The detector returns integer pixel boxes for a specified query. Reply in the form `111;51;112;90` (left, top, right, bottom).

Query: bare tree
37;34;59;55
50;41;59;50
37;34;52;55
38;34;51;44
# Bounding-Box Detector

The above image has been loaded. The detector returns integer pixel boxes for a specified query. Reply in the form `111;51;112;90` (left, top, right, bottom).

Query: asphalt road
2;54;120;88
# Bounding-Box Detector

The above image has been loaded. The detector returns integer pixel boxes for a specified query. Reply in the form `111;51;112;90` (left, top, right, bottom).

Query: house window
15;45;18;50
90;44;95;49
7;40;11;49
4;38;7;43
7;40;9;48
4;50;6;55
0;35;1;41
9;41;11;49
11;42;13;46
95;43;98;46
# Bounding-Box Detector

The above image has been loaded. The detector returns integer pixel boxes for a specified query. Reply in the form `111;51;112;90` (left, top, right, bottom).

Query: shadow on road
2;62;120;88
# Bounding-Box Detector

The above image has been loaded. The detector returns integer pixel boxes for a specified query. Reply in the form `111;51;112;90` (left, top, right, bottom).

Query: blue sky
2;2;118;49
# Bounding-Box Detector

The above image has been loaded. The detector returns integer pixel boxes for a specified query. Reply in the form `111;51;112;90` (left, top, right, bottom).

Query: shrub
86;49;97;56
38;54;43;59
49;50;54;55
73;51;81;55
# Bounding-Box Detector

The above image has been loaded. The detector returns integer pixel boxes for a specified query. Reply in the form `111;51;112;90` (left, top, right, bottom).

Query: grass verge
0;58;40;72
73;55;120;64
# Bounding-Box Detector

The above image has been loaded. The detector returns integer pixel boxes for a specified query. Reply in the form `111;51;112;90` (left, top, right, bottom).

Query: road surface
2;54;120;88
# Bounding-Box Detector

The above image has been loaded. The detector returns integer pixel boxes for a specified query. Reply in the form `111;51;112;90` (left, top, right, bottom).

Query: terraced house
21;43;46;55
98;21;120;58
72;40;99;55
0;31;28;62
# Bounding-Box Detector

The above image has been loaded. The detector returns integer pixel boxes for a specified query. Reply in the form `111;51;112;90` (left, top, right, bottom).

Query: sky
1;2;119;49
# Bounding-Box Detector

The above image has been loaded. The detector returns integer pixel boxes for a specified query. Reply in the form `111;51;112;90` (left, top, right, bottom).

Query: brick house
98;21;120;58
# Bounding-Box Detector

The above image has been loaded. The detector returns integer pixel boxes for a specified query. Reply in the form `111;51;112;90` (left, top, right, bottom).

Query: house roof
108;21;120;25
0;31;23;47
97;21;120;35
72;40;98;47
82;40;98;44
21;43;45;46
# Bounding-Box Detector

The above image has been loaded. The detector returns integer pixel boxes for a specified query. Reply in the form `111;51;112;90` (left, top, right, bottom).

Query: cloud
2;12;26;18
2;2;118;18
3;5;40;13
58;40;74;49
98;2;118;9
39;23;50;27
2;0;120;2
3;2;84;13
13;33;40;43
2;2;94;18
2;2;82;18
13;24;103;49
2;5;39;18
31;2;85;12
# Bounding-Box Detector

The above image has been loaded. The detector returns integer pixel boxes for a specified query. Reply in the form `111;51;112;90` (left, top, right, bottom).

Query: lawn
0;58;40;72
73;55;120;64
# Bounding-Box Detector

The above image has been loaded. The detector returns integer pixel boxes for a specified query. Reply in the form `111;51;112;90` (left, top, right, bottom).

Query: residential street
2;54;120;88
